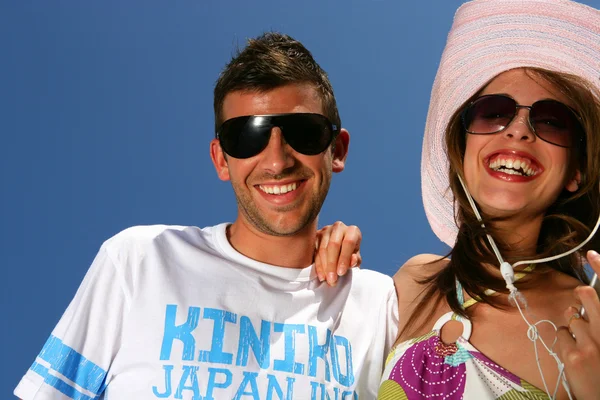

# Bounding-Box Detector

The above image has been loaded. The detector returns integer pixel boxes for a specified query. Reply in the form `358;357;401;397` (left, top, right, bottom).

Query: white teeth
504;169;522;176
259;182;298;195
279;184;292;194
284;184;295;193
488;157;536;177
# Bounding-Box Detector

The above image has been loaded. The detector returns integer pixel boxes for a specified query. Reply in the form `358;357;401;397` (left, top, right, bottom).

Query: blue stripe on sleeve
34;335;107;396
31;362;99;400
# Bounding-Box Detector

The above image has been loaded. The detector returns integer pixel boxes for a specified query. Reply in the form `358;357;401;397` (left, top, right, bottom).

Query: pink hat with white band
421;0;600;247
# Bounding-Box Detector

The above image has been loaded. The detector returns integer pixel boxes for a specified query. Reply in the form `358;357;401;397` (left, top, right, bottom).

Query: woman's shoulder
393;253;450;307
392;254;451;338
393;253;449;288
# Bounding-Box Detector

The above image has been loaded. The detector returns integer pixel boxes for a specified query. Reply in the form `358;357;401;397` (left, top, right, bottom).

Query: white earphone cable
456;174;599;399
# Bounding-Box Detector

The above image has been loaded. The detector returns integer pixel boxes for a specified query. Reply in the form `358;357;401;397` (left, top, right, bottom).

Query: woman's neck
488;214;545;259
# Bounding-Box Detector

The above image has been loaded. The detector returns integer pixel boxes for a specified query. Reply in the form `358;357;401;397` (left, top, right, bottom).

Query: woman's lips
483;150;543;182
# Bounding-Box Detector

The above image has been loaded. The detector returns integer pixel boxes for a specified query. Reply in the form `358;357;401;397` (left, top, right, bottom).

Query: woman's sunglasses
216;113;338;159
461;94;585;148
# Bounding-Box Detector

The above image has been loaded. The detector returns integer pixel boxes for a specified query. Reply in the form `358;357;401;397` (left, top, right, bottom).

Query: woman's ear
565;169;581;192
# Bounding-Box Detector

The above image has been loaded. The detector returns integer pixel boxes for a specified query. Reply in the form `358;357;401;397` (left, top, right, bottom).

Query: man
15;32;398;399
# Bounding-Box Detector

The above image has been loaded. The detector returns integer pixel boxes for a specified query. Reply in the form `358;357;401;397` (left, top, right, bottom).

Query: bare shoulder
393;253;449;294
393;254;449;337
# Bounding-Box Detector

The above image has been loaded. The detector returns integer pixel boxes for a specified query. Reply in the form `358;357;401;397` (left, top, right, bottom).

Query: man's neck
226;219;317;268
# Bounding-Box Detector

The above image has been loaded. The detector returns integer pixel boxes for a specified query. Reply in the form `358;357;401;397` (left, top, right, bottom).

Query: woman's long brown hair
400;68;600;339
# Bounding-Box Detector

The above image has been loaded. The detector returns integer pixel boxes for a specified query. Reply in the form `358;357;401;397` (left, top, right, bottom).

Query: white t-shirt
15;223;398;400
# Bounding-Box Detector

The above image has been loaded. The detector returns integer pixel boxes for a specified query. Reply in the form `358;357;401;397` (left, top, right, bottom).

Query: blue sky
2;0;599;396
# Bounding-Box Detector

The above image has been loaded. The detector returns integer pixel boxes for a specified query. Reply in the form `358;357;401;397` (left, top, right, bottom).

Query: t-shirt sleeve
14;244;130;400
384;282;400;353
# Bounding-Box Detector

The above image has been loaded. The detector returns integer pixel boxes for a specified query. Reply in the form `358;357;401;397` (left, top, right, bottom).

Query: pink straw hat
422;0;600;247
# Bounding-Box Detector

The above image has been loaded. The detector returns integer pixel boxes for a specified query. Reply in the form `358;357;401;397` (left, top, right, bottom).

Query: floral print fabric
378;313;547;399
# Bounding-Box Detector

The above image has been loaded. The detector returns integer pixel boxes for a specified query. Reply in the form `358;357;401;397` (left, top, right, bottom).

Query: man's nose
258;128;295;173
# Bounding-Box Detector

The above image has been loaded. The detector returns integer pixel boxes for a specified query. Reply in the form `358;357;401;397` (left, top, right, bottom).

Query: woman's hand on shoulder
314;221;362;286
556;250;600;400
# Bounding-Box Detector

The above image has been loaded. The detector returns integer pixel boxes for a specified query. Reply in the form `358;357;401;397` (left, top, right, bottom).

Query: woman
376;0;600;398
318;0;600;398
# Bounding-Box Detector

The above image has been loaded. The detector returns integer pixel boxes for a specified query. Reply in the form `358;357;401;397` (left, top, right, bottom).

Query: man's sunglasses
461;94;585;148
216;113;338;159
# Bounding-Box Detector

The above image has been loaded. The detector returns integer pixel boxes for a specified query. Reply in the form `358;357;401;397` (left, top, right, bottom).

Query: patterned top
378;283;548;399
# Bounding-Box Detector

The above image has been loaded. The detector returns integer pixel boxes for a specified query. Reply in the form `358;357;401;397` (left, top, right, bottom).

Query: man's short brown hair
213;32;340;133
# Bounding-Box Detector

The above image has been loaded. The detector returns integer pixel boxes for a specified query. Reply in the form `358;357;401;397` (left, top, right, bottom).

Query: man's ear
331;128;350;173
210;138;230;181
565;169;581;192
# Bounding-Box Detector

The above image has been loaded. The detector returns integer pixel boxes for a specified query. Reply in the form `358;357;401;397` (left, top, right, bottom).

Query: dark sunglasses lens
530;100;581;147
281;114;334;155
219;116;271;158
464;96;516;134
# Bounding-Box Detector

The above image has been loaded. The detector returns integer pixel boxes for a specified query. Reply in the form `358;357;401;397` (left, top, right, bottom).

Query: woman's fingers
315;222;362;286
563;306;591;346
581;250;600;321
335;225;362;275
556;286;600;400
586;250;600;276
315;226;332;283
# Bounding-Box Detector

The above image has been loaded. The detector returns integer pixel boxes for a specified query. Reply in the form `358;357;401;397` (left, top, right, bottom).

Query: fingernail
327;272;337;285
337;268;344;276
589;250;600;261
318;273;325;282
